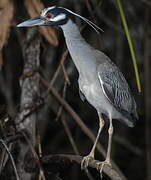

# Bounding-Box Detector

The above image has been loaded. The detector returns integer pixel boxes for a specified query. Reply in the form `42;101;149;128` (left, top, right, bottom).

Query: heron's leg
96;116;113;174
81;113;105;169
89;114;105;157
105;116;113;164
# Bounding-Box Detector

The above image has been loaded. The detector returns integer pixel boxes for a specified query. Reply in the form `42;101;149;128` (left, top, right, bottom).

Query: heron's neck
61;20;95;75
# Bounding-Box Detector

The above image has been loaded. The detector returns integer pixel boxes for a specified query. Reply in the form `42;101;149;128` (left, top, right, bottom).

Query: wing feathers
97;63;138;121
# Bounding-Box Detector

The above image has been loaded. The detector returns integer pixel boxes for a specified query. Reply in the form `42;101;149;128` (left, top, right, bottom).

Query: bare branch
42;154;123;180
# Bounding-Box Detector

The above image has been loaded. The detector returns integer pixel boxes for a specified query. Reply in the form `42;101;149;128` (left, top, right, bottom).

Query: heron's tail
120;110;138;127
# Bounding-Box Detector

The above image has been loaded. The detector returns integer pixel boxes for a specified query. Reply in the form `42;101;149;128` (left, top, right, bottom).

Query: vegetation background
0;0;149;180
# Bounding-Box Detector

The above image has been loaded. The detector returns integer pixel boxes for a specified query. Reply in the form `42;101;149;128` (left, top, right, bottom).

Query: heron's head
17;6;73;27
17;6;103;33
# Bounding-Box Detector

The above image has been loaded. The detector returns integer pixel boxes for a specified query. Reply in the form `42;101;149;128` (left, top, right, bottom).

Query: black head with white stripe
17;6;70;27
17;6;103;33
40;6;71;26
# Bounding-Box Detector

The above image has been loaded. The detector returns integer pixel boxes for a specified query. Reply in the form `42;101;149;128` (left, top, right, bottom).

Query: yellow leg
97;116;113;173
81;113;105;169
105;116;113;164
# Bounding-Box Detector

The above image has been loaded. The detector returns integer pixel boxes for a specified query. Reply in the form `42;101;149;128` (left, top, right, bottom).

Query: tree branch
42;154;123;180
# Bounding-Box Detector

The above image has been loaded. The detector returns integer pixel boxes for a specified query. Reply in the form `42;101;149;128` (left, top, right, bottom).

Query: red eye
46;13;53;19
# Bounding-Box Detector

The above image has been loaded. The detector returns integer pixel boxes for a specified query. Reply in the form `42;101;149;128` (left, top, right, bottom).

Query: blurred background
0;0;150;180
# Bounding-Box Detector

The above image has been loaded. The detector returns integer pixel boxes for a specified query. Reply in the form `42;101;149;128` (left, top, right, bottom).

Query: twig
0;148;6;174
0;144;11;175
55;81;79;157
42;154;122;180
20;131;46;180
61;116;79;155
55;81;68;121
49;50;68;87
61;62;70;85
0;134;23;174
0;139;20;180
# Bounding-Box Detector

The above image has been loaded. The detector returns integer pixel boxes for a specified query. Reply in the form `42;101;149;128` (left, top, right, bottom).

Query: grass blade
116;0;141;93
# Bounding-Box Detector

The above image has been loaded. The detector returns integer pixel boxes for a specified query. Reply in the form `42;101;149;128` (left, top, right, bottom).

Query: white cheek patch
47;6;56;11
41;6;56;17
41;8;47;17
51;14;66;22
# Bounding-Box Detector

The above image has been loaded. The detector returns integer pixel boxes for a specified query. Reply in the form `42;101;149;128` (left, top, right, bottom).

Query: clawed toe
96;160;111;174
81;155;94;170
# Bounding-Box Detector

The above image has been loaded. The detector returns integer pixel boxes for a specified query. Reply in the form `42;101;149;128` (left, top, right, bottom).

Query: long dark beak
17;17;45;27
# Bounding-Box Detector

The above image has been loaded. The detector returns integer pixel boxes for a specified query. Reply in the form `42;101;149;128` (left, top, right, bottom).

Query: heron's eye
46;13;54;19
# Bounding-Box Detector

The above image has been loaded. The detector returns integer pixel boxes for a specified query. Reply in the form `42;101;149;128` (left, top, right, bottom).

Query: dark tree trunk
14;29;40;180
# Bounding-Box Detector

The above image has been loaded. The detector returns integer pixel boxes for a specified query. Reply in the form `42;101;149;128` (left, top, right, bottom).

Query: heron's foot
81;155;94;170
96;160;111;176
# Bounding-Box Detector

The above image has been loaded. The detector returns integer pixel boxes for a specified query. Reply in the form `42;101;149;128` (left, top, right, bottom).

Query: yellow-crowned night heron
17;6;138;170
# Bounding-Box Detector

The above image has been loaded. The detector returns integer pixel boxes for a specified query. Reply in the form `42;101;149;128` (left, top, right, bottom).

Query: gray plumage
61;20;138;127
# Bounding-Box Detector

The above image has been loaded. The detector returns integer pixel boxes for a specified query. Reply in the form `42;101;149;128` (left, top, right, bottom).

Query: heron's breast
79;79;114;115
79;80;105;105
